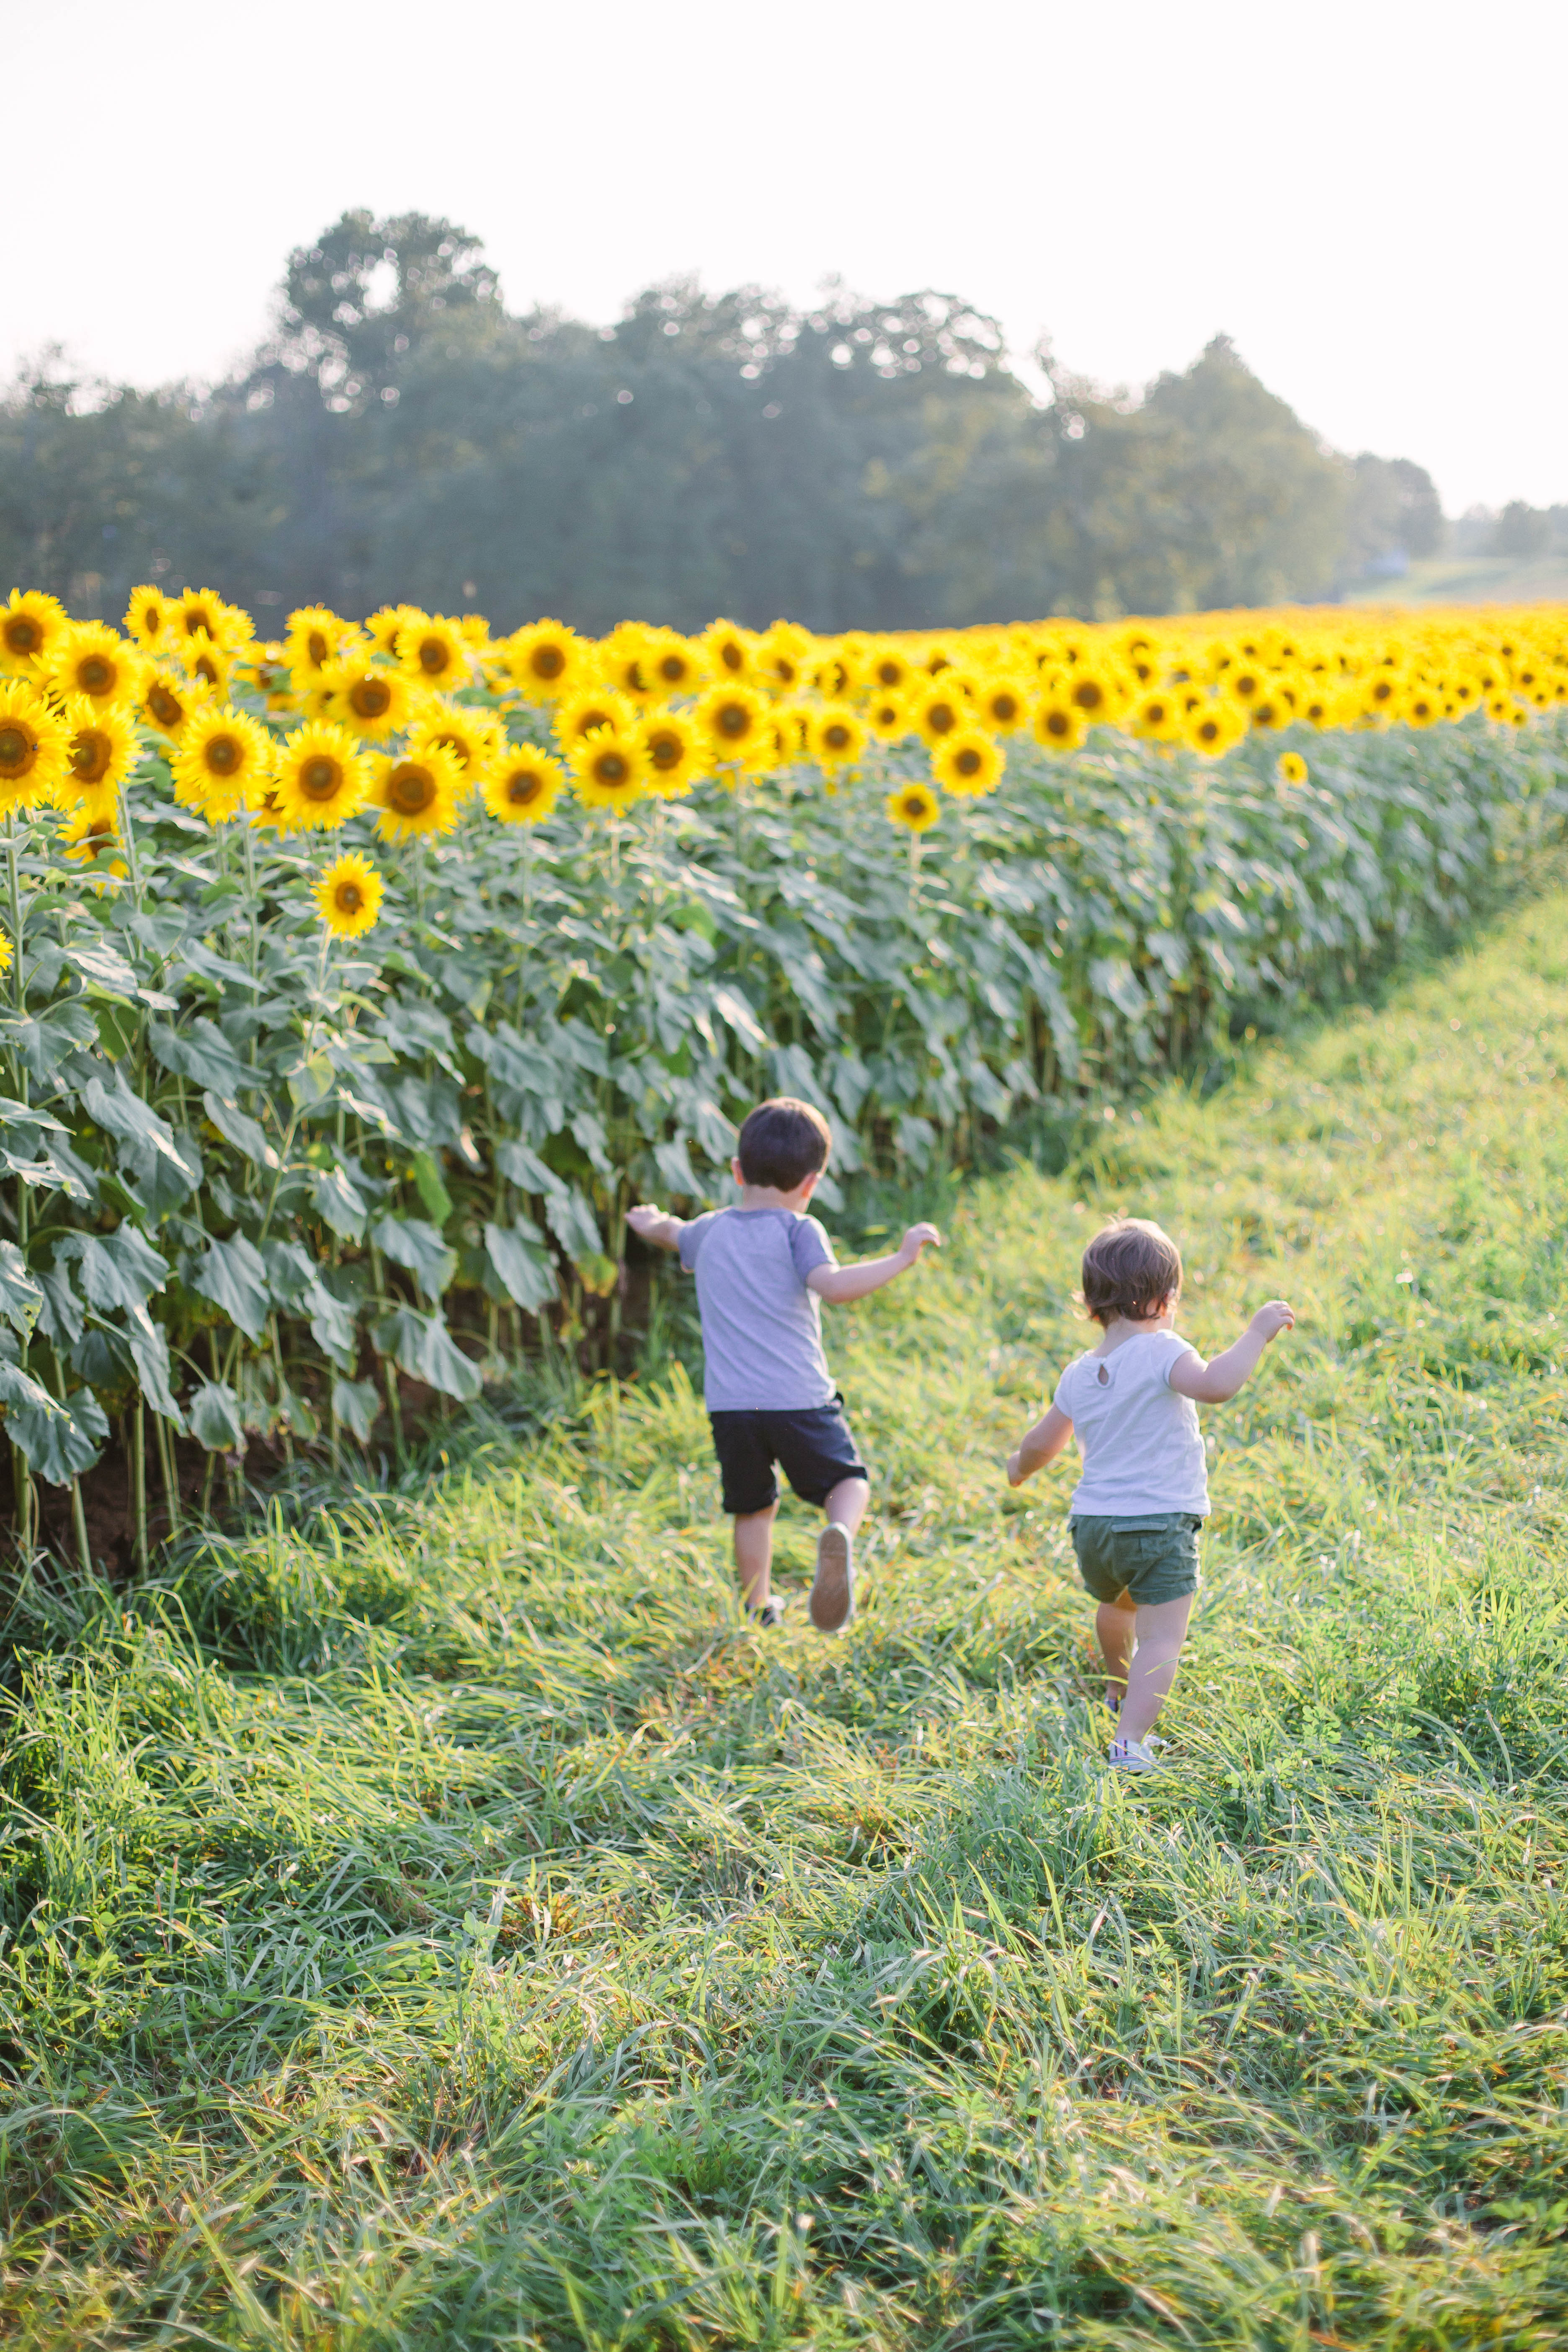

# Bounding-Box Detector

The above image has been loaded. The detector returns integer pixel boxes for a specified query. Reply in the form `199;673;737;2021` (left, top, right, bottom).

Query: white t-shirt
1053;1328;1209;1517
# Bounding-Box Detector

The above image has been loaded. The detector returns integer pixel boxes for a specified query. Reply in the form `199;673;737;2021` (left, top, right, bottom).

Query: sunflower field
0;583;1564;1562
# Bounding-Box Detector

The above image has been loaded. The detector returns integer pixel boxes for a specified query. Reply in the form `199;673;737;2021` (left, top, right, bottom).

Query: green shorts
1070;1513;1202;1607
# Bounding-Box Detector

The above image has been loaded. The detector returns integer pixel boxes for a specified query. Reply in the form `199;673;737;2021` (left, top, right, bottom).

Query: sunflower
866;643;916;695
272;722;373;831
0;590;67;676
369;745;463;843
320;656;417;739
362;606;410;660
61;696;139;800
867;691;912;740
140;668;209;738
976;676;1032;732
1401;683;1443;729
398;613;470;690
1034;698;1087;753
570;727;650;812
0;680;73;807
933;729;1004;797
910;677;974;745
808;704;868;770
640;629;709;700
1247;687;1291;732
598;622;659;701
693;681;770;767
171;705;274;821
179;637;234;693
1130;687;1182;742
286;605;358;686
1065;670;1119;723
173;587;250;652
39;622;134;718
756;621;814;695
555;686;637;749
124;585;172;651
1277;751;1309;788
634;710;706;797
483;748;567;824
1184;700;1248;758
701;620;756;681
885;780;941;833
60;803;125;872
314;851;384;939
505;619;586;700
811;649;863;701
407;705;502;786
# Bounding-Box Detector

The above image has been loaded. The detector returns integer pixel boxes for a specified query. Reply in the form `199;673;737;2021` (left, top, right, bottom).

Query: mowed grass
4;890;1568;2350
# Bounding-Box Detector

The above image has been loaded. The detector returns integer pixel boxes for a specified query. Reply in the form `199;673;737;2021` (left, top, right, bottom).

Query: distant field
1344;552;1568;607
3;885;1568;2346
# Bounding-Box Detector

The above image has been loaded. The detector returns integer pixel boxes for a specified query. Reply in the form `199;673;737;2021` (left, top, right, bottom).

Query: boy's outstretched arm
807;1222;940;1305
1169;1301;1295;1403
1007;1403;1073;1487
626;1202;686;1252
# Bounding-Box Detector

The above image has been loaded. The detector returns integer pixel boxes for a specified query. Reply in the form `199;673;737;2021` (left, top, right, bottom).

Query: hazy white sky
5;0;1563;513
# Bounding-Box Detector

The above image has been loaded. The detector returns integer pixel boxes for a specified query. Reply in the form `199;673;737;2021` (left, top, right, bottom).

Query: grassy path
3;893;1568;2348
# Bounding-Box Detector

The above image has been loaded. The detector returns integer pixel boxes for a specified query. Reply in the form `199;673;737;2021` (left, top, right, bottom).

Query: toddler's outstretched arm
1168;1301;1295;1402
627;1203;686;1251
807;1222;941;1305
1007;1403;1073;1487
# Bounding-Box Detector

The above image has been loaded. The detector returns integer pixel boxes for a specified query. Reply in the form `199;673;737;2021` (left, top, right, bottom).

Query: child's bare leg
1096;1596;1137;1709
733;1504;778;1609
1119;1594;1194;1745
824;1476;869;1533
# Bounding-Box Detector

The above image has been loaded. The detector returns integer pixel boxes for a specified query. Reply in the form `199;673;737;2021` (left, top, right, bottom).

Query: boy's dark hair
1079;1217;1183;1326
736;1097;832;1191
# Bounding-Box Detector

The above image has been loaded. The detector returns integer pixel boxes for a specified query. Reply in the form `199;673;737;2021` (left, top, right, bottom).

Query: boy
627;1097;940;1632
1006;1217;1293;1769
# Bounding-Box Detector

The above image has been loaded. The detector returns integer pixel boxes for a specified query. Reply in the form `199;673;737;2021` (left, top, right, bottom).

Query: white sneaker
810;1524;854;1632
1108;1735;1161;1771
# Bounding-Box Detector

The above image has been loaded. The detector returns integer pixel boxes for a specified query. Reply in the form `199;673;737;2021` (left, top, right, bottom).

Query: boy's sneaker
746;1596;787;1630
809;1525;854;1633
1108;1734;1161;1771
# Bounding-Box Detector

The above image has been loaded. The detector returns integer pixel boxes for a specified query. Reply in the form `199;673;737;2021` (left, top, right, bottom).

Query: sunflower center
185;609;213;637
430;732;469;765
901;794;924;817
721;642;744;672
142;606;162;637
0;725;35;774
648;733;682;769
928;702;957;733
1071;681;1104;712
716;703;751;740
506;771;544;805
4;618;41;655
389;763;436;815
574;707;611;738
149;683;183;727
336;882;364;915
992;694;1019;722
418;638;451;675
79;655;114;694
531;645;566;680
1044;709;1070;738
307;631;328;666
301;756;343;799
824;724;851;751
352;676;392;718
876;661;901;686
72;729;112;782
657;655;686;684
206;736;242;776
956;748;981;776
594;750;630;786
194;655;220;686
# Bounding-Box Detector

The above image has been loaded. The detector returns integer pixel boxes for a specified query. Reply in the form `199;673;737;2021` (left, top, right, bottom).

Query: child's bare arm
807;1222;940;1305
1007;1403;1073;1487
626;1202;686;1252
1168;1301;1295;1403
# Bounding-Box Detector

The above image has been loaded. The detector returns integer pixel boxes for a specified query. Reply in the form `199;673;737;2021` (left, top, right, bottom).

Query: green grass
4;887;1568;2348
1341;552;1568;607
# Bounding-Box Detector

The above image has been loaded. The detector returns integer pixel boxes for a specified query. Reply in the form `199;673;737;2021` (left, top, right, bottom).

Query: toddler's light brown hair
1079;1217;1183;1326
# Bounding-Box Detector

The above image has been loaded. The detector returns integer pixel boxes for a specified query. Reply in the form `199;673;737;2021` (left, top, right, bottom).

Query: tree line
2;210;1446;634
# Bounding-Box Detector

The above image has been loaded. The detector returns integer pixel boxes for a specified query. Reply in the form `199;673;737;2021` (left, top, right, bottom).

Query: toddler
1007;1217;1293;1769
629;1097;940;1632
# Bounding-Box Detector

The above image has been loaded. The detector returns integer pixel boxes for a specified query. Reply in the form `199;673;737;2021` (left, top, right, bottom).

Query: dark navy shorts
708;1402;869;1516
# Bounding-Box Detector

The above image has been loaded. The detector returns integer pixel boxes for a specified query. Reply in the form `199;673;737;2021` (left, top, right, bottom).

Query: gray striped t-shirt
678;1207;836;1410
